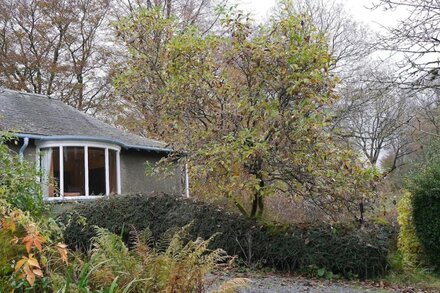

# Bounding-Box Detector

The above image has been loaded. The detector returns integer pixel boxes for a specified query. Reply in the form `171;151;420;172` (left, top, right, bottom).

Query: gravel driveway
209;274;394;293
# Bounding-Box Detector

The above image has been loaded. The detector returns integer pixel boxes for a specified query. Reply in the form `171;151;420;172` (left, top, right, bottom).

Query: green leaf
317;268;326;277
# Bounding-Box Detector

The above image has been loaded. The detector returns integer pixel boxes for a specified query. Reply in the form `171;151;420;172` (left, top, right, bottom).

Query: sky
234;0;408;32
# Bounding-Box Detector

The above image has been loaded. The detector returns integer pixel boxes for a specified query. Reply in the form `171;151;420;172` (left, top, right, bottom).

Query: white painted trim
36;140;121;151
84;146;89;197
59;146;64;199
105;148;109;196
116;150;121;194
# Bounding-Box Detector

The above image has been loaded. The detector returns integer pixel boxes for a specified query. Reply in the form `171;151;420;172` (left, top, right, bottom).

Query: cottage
0;88;184;201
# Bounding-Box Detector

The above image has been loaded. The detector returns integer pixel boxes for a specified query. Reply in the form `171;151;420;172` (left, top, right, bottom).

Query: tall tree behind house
0;0;225;114
0;0;114;114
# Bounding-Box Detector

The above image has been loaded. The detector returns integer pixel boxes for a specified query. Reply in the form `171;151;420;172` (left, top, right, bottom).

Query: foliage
0;0;115;113
0;198;67;291
114;6;379;219
55;225;240;292
0;135;45;217
1;199;237;292
60;194;395;279
275;0;373;76
0;134;66;290
396;190;424;266
407;159;440;269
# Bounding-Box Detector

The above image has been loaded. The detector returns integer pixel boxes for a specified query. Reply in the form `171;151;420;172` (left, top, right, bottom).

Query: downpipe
19;137;29;162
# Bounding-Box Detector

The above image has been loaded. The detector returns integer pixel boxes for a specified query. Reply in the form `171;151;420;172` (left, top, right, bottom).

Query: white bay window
37;141;121;200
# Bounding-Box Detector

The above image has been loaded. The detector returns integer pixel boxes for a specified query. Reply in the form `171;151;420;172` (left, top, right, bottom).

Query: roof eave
12;133;173;153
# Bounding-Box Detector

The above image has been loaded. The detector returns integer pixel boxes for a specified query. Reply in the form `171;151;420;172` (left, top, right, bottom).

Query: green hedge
58;194;394;278
408;161;440;268
397;191;424;265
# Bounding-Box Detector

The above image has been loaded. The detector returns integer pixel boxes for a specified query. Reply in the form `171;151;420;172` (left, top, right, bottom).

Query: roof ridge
0;87;53;99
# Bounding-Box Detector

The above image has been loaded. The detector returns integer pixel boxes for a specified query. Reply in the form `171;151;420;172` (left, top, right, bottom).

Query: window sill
44;196;108;203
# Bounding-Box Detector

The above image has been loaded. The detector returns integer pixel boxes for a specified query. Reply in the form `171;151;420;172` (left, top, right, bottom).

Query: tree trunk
250;194;258;218
250;176;265;218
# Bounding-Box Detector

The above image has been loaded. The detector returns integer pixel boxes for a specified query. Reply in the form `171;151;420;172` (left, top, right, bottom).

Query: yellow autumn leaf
15;258;27;272
27;256;40;268
26;272;35;286
23;264;32;277
1;218;16;232
32;269;43;277
22;232;46;253
10;236;19;245
56;243;69;264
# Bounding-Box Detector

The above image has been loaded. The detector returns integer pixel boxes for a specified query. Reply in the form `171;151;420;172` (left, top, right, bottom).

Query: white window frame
36;140;121;202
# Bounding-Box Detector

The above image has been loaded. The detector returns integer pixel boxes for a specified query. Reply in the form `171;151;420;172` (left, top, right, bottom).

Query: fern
59;224;242;292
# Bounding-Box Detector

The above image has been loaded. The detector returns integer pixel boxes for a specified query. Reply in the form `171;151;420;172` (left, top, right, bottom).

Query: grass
384;269;440;291
381;252;440;292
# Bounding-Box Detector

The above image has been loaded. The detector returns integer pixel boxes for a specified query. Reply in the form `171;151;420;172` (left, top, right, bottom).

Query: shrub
396;191;424;266
59;194;395;279
408;160;440;269
0;198;68;291
1;199;244;292
0;135;64;290
0;135;45;216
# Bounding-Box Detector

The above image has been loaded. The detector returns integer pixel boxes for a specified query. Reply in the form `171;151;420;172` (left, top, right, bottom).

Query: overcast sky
235;0;407;31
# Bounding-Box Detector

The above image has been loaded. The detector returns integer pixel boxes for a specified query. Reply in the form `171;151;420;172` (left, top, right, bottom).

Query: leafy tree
114;7;378;220
0;0;113;113
111;0;226;31
274;0;373;76
0;0;226;115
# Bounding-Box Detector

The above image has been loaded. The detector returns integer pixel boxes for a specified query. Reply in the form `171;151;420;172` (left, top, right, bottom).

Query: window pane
109;149;117;194
63;147;85;196
52;147;60;197
89;147;105;195
40;147;60;197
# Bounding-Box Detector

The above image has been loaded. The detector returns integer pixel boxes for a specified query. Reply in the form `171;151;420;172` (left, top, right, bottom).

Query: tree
114;7;378;220
334;64;415;171
275;1;412;173
0;0;226;114
365;0;440;176
374;0;440;90
0;0;113;113
111;0;226;31
274;0;373;76
108;0;227;133
380;89;440;188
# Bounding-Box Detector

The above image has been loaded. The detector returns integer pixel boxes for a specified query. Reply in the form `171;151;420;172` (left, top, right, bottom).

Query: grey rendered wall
120;150;182;195
7;140;37;162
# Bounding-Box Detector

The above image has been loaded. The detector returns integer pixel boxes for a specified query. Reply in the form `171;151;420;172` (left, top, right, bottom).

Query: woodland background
2;0;437;223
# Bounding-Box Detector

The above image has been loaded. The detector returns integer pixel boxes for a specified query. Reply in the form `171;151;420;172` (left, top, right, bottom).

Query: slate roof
0;88;169;151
